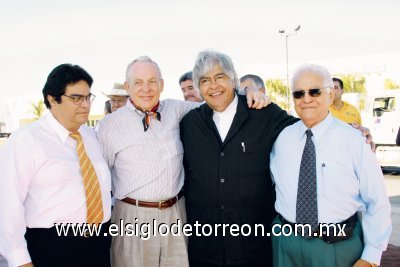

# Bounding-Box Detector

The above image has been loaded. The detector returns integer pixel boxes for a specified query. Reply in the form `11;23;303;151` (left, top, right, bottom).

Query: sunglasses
292;88;322;99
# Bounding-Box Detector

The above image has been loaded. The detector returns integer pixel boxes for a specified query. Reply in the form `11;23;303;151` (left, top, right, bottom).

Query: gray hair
125;56;163;82
240;74;265;90
192;50;239;90
291;63;333;92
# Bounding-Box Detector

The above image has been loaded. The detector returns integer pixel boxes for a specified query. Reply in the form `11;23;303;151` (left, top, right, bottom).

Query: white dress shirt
0;112;111;267
270;113;392;264
213;95;238;142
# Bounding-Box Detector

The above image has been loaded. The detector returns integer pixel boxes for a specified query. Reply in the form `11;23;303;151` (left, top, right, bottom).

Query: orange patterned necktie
129;98;161;131
70;131;104;224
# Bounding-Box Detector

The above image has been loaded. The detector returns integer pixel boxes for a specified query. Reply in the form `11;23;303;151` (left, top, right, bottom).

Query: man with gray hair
180;50;298;267
270;64;391;267
97;55;268;267
240;74;266;94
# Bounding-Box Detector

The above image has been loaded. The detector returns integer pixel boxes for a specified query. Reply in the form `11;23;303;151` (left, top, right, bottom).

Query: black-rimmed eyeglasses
63;93;96;105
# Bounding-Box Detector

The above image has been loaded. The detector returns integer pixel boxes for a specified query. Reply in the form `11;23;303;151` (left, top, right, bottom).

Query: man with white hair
97;55;268;267
270;64;391;267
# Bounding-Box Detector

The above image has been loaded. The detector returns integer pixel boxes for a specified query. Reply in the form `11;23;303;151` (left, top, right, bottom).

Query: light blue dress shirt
270;113;392;264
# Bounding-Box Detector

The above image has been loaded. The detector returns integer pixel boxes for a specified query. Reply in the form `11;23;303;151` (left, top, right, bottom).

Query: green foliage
336;75;366;93
31;100;45;120
265;79;289;110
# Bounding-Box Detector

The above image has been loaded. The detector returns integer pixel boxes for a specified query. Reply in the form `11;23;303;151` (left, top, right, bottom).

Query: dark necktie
296;129;318;235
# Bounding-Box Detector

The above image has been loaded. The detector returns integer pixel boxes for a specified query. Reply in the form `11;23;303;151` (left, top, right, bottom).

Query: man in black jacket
180;50;297;267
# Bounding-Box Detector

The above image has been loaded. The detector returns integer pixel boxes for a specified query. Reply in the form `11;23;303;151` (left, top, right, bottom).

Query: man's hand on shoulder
241;80;271;109
19;263;34;267
351;123;376;152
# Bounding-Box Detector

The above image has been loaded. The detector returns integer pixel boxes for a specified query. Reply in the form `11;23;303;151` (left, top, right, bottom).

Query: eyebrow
201;72;226;78
69;94;87;97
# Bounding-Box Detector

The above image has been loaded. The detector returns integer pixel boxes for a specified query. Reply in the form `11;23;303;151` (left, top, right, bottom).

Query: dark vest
180;95;297;266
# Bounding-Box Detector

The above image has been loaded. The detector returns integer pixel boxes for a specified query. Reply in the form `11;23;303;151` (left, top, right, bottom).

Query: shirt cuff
6;248;31;267
361;245;383;265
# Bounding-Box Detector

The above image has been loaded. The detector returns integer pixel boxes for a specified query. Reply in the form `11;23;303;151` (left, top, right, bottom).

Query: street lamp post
279;25;301;112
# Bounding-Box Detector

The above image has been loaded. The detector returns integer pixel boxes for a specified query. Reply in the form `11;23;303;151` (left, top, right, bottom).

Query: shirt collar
44;112;81;144
213;94;238;116
298;112;334;143
126;98;164;117
330;101;348;111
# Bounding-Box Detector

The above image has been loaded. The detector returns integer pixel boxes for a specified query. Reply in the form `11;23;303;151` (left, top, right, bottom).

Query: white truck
362;90;400;172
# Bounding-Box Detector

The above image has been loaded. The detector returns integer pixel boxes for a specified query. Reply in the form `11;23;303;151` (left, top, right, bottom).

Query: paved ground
382;172;400;266
385;173;400;246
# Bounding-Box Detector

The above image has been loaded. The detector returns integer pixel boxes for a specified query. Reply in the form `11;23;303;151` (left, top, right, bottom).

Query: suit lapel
200;103;223;145
199;95;249;147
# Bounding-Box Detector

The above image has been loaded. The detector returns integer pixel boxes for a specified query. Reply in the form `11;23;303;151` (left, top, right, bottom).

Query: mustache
185;94;197;99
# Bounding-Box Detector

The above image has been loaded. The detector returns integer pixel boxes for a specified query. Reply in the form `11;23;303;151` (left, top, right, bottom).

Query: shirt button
220;178;225;183
220;152;224;156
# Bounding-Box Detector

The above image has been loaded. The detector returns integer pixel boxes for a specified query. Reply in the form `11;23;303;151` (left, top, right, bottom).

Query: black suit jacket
180;95;297;266
396;126;400;146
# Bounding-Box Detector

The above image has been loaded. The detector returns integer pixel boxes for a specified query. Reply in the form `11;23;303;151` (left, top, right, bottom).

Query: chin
77;116;89;123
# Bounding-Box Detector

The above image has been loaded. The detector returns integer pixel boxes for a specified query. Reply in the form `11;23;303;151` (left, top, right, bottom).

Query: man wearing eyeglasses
102;83;130;112
179;51;377;267
0;64;112;267
270;64;391;267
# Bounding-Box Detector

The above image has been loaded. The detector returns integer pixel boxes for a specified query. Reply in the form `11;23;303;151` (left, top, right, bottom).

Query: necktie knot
130;99;161;132
142;109;161;132
305;129;313;138
69;131;82;142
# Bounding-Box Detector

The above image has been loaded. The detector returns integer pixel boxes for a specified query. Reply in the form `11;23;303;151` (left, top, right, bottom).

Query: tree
336;74;366;93
31;100;45;120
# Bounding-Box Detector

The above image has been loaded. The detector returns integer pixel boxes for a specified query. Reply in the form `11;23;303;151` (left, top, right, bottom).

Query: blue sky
1;0;400;116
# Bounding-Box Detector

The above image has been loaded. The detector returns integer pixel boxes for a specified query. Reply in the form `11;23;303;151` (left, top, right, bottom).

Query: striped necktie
70;131;104;224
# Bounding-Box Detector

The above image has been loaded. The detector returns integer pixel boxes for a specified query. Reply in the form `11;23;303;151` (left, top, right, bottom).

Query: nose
112;102;119;110
143;84;150;92
302;92;313;103
210;78;218;89
80;98;90;108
